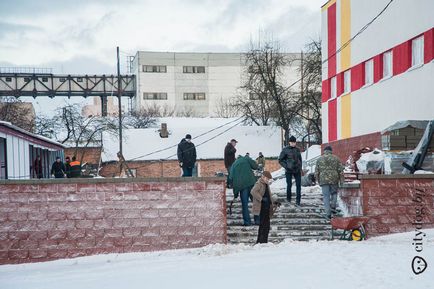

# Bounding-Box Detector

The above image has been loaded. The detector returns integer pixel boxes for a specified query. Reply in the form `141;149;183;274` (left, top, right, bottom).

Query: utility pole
117;47;123;156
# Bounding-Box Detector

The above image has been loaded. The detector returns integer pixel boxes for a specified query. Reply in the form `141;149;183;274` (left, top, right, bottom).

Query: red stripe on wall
327;3;336;78
351;63;365;91
322;79;330;102
337;72;344;96
424;28;434;63
373;54;383;83
393;41;412;75
328;99;337;142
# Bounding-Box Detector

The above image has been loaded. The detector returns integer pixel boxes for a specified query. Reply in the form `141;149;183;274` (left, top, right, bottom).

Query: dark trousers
226;166;232;188
257;202;271;243
182;167;193;177
285;171;301;204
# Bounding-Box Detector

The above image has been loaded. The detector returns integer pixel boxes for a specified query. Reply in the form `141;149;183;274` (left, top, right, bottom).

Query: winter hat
324;146;333;152
262;171;273;179
289;136;297;142
185;134;192;140
230;139;238;143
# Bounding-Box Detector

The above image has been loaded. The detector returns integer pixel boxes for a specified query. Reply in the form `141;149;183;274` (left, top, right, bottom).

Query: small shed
0;121;65;179
381;120;434;151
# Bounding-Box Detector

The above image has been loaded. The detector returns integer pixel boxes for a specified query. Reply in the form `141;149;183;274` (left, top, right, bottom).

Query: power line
130;118;245;171
322;0;394;65
126;116;244;161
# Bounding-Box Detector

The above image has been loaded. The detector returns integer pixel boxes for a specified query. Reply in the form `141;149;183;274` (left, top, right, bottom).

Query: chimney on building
159;123;168;138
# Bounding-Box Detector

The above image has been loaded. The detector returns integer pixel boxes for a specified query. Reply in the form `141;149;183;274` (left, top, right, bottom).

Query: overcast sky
0;0;324;74
0;0;324;114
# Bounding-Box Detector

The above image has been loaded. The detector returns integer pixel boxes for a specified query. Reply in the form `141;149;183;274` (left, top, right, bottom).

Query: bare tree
176;106;196;117
36;104;119;164
0;96;35;132
214;97;238;118
296;39;322;144
239;40;301;142
123;109;157;128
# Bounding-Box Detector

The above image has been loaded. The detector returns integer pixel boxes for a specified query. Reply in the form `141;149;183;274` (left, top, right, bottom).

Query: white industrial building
321;0;434;144
131;52;301;117
0;121;65;179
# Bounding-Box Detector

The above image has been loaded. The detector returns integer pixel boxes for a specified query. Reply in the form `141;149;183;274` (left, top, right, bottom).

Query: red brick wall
64;147;102;165
322;132;382;163
100;159;281;178
0;178;226;264
339;175;434;237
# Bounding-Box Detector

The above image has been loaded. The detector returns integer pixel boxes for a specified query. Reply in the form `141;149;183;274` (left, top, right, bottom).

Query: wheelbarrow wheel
351;229;363;241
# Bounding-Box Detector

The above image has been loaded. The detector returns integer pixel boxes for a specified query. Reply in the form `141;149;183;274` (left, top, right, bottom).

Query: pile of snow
356;148;385;173
414;170;434;174
102;117;282;161
1;230;432;289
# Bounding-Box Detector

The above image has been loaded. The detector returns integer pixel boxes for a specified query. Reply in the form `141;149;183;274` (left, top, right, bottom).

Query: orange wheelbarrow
331;216;369;241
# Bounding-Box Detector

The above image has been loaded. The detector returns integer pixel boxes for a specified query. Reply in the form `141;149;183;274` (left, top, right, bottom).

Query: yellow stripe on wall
341;93;351;139
340;0;351;71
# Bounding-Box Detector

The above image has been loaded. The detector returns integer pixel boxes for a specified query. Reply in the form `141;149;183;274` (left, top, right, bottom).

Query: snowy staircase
226;186;332;244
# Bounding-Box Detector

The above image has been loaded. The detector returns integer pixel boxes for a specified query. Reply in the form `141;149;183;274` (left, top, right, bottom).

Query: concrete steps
226;186;333;244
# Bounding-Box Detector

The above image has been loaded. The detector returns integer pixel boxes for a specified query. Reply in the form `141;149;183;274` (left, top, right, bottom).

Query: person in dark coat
278;136;303;206
177;134;197;177
69;156;82;178
33;155;43;179
65;156;71;178
229;155;258;226
224;139;237;188
51;157;66;178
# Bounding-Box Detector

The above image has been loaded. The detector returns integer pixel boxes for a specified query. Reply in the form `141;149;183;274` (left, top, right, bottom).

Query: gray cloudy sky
0;0;324;74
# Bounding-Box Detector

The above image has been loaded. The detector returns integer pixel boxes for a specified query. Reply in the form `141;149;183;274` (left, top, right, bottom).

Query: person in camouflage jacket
315;146;344;219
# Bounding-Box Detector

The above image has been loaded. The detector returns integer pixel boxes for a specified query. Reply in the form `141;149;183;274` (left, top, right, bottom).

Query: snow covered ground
1;230;433;289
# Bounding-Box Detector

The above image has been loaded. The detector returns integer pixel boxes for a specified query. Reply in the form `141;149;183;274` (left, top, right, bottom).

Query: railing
0;67;53;74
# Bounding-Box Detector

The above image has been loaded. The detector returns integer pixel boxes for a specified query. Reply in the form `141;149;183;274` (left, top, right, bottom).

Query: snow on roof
381;120;430;134
0;120;65;148
102;117;282;162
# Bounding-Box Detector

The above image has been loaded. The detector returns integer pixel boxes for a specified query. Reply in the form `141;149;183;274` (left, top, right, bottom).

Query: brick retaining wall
100;159;281;178
339;175;434;237
0;178;226;264
322;132;382;163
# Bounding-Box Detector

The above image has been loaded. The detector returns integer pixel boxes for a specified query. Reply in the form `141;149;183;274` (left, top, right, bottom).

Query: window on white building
183;93;206;100
364;59;373;85
343;70;351;94
411;36;424;67
143;92;168;100
330;76;336;99
183;66;205;73
143;65;167;73
383;50;393;78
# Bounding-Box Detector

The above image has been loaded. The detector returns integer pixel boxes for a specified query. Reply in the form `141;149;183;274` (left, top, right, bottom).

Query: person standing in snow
229;154;258;226
315;146;344;219
278;136;303;206
51;157;66;178
177;134;197;177
256;152;265;172
251;171;280;243
224;139;237;188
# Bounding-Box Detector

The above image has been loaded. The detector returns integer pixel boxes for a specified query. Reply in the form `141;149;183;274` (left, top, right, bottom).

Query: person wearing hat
315;146;344;220
224;139;238;188
251;171;281;243
177;134;197;177
51;157;66;179
278;136;303;206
